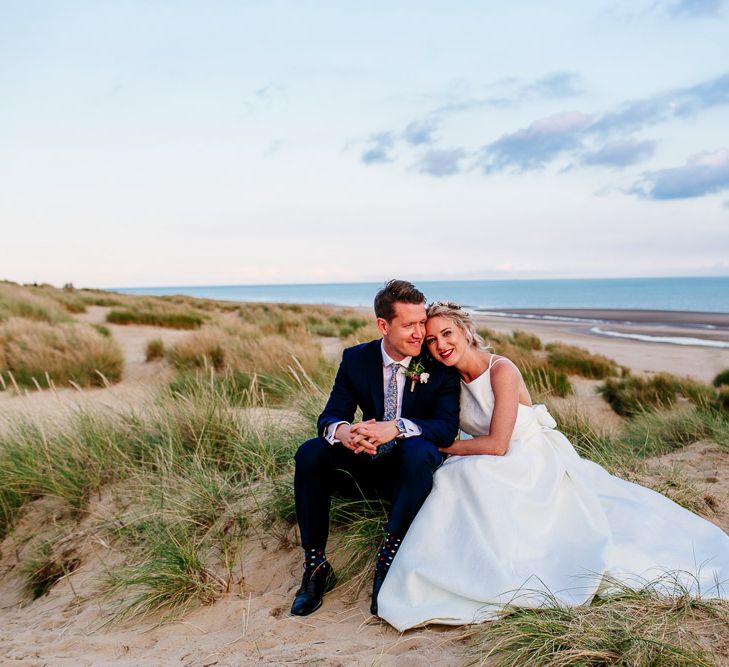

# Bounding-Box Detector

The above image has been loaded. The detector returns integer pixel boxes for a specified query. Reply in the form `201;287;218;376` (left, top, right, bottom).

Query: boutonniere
404;359;430;392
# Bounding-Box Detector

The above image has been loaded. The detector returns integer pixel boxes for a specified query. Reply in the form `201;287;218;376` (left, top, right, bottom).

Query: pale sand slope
1;307;729;665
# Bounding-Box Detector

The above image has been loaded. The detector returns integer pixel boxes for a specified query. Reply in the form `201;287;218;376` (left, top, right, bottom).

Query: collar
380;339;412;369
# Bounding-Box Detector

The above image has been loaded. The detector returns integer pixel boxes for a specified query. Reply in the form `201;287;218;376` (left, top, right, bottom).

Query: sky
1;0;729;288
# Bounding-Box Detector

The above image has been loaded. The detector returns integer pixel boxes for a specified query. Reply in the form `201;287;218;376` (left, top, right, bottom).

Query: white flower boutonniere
404;360;429;392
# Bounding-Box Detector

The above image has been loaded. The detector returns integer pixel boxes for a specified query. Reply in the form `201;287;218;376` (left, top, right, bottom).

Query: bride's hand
439;439;474;456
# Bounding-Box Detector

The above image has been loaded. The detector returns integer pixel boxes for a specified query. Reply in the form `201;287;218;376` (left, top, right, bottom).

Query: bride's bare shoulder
489;355;521;382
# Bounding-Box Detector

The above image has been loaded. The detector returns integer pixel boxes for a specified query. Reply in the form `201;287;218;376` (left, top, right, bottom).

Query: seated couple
290;279;729;631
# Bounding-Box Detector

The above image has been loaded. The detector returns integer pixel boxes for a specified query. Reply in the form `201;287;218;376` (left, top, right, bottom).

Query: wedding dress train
378;360;729;631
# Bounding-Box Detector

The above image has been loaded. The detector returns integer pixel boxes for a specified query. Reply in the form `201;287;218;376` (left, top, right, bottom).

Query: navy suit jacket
317;339;461;448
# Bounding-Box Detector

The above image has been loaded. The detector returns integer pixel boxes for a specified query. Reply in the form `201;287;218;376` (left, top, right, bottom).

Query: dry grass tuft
638;465;720;516
546;342;620;379
0;282;72;324
145;337;165;361
465;575;729;667
166;320;329;400
0;318;124;389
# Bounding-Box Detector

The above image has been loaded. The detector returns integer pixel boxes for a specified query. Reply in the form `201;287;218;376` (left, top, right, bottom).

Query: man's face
377;301;427;361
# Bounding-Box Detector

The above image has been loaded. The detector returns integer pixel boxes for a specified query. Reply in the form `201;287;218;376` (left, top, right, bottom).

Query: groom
291;279;460;617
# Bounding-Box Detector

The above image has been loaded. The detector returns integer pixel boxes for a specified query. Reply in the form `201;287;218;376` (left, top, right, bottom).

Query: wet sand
469;308;729;383
487;308;729;329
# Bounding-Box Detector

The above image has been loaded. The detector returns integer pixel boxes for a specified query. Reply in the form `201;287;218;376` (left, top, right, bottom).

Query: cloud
476;71;729;174
591;71;729;135
582;139;656;168
432;71;584;115
522;71;584;99
477;111;593;173
357;71;729;194
667;0;726;17
402;120;437;146
633;148;729;199
416;148;466;177
673;71;729;115
361;132;396;164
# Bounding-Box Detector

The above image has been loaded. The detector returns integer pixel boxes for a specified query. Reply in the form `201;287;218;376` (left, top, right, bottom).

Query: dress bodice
459;367;556;442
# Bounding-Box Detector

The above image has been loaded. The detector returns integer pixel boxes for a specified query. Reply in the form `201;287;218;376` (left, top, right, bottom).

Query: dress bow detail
533;404;557;430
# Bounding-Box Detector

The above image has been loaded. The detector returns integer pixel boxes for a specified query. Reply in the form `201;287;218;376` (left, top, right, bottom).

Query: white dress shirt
324;339;423;444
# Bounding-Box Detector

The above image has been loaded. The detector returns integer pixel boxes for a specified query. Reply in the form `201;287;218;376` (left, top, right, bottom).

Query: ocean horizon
113;276;729;314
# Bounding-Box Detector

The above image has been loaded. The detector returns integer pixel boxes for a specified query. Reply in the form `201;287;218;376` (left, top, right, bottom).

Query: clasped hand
335;419;399;455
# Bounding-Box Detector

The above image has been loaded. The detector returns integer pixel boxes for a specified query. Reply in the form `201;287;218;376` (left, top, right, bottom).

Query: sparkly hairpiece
430;300;462;310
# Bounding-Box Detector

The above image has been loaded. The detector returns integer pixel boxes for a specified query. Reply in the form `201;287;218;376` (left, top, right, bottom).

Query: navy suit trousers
294;436;442;549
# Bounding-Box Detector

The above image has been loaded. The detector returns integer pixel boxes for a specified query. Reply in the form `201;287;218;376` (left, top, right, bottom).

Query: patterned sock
375;532;403;574
303;547;327;572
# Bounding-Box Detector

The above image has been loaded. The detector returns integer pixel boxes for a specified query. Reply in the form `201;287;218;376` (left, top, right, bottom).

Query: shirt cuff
324;421;349;444
398;418;422;438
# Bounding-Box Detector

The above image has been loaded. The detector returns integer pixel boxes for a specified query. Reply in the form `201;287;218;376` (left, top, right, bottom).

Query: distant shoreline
476;308;729;329
464;309;729;381
111;276;729;314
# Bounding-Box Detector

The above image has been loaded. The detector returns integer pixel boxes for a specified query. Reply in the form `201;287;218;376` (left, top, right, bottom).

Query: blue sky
1;0;728;287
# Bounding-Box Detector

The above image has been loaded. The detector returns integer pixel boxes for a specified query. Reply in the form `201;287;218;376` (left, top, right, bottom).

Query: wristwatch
395;418;407;438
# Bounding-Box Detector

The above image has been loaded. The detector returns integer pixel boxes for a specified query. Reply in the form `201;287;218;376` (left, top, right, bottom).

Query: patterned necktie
373;361;400;458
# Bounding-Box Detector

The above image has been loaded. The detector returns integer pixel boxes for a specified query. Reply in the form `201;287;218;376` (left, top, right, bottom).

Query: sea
115;276;729;314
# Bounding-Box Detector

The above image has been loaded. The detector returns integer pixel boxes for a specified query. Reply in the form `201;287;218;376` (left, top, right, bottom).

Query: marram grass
0;319;124;389
103;520;226;623
464;575;729;667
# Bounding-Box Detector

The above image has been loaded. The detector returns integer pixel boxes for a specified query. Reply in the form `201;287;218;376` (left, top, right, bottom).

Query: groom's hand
351;420;399;454
336;422;377;455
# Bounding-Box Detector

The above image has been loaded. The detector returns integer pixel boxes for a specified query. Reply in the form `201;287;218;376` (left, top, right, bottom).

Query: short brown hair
374;279;425;321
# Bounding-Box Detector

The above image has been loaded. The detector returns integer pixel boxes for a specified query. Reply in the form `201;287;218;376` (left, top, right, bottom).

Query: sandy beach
1;301;729;666
470;308;729;383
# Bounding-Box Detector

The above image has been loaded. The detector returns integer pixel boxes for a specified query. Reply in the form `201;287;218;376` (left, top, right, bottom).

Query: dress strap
487;354;504;371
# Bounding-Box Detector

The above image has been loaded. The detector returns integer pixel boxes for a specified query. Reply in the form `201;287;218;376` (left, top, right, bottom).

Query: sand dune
1;306;729;665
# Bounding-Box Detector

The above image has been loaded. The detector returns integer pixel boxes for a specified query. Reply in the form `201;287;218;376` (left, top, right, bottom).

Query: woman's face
424;315;468;366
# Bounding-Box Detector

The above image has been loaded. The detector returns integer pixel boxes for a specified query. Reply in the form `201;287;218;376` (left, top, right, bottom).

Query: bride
377;302;729;632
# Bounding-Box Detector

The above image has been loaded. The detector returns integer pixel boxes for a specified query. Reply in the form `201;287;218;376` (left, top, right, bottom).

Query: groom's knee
398;437;442;476
295;437;331;473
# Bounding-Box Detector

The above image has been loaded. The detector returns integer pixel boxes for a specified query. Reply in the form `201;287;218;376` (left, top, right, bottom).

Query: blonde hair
426;301;491;351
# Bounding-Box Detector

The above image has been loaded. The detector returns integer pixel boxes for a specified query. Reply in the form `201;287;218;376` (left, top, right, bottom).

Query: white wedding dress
378;358;729;632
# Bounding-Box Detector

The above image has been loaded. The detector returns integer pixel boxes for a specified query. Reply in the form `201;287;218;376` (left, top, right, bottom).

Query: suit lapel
400;355;420;418
368;340;385;420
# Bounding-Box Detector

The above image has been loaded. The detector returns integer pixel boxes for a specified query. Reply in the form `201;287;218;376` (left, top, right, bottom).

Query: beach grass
639;465;719;516
714;368;729;387
508;330;543;351
107;308;205;329
621;406;729;456
464;575;729;667
545;342;620;379
0;282;73;324
145;337;165;361
598;373;717;417
0;319;124;390
104;519;227;622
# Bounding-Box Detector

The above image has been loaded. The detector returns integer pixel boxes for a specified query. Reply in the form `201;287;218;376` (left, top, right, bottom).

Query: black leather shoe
290;562;336;616
370;568;388;616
